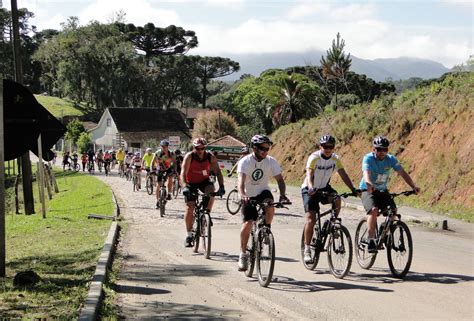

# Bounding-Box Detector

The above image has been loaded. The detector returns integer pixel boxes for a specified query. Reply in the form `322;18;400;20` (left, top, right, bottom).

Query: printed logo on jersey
252;169;264;181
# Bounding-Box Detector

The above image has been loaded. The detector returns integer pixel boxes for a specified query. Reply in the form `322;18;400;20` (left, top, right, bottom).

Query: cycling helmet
372;136;390;148
192;137;207;147
175;149;181;155
160;139;170;146
134;152;140;157
127;152;133;156
250;135;273;147
98;149;102;152
319;135;336;146
241;147;249;154
145;147;152;152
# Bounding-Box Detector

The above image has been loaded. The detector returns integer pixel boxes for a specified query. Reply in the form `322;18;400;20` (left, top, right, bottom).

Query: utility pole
11;0;35;214
1;78;6;276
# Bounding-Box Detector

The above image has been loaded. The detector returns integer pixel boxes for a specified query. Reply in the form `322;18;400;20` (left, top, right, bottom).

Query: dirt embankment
271;73;473;218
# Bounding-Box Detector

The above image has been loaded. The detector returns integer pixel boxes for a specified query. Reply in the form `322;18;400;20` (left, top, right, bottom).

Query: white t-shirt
301;150;344;189
237;154;282;197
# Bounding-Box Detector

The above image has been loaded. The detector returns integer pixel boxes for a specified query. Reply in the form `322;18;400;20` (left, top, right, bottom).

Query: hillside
270;72;473;221
35;95;85;118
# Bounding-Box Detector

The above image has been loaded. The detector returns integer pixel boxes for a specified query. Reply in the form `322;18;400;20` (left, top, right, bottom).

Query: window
106;118;111;127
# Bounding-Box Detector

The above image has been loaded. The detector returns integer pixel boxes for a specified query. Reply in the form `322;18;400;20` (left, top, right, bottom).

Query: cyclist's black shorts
157;168;174;182
183;179;214;203
361;190;396;215
241;189;274;222
301;185;337;213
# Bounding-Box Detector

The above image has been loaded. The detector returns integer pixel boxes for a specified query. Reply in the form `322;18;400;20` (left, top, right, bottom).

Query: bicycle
125;165;132;181
226;186;241;215
172;175;181;198
300;191;356;279
97;159;103;172
87;161;95;174
354;190;416;279
244;199;291;287
191;191;220;259
104;160;111;176
131;166;141;192
145;169;155;195
157;171;172;217
71;160;80;172
118;162;125;178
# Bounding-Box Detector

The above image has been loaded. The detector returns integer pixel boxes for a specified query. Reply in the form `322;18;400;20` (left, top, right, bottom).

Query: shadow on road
268;275;394;293
119;301;242;320
347;270;474;285
208;251;239;263
116;284;171;295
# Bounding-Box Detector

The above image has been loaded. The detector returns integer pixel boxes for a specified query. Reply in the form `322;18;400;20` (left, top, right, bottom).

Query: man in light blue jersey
360;136;420;253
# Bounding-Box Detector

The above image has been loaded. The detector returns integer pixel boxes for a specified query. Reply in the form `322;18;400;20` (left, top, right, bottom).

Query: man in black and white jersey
301;135;359;264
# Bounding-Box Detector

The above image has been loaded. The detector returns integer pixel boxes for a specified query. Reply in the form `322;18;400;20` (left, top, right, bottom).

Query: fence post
44;165;52;200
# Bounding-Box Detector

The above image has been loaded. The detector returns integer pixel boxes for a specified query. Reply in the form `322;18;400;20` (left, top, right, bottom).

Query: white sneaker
304;248;313;264
238;254;248;271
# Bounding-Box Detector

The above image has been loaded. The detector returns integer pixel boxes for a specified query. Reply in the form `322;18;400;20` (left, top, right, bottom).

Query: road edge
79;191;120;321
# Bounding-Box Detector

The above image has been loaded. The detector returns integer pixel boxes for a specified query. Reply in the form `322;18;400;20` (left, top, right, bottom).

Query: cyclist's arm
210;154;224;188
238;172;248;201
363;170;374;193
396;167;420;193
337;168;357;193
180;153;191;187
274;173;287;200
306;167;315;191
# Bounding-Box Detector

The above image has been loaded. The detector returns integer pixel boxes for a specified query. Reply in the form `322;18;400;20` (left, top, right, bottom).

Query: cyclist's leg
183;185;198;238
240;201;258;253
257;190;275;225
302;187;320;245
361;191;379;239
202;180;216;211
167;171;174;196
155;171;163;201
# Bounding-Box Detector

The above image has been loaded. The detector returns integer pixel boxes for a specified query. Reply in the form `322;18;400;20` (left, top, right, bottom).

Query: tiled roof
82;121;97;131
176;107;207;119
207;135;246;148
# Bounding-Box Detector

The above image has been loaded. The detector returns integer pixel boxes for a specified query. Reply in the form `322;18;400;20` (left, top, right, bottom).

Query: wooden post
37;135;46;218
50;168;59;193
44;165;52;200
1;79;6;276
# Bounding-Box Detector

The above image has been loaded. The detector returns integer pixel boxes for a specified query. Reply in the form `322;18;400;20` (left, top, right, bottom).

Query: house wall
122;131;190;152
89;109;120;150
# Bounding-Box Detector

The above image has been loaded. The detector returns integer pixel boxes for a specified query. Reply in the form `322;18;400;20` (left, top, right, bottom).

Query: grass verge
0;170;114;319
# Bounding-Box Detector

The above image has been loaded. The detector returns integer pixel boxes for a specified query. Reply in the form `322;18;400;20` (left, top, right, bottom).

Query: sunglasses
321;145;335;150
195;147;205;151
375;147;388;152
257;146;270;152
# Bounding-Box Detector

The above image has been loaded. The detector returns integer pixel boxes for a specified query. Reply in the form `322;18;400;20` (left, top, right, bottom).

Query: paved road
95;169;474;320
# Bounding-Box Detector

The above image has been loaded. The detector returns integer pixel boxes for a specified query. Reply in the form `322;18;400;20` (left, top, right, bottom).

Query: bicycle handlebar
248;200;292;208
359;189;417;197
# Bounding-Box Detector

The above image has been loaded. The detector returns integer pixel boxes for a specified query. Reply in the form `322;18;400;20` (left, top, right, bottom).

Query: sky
4;0;473;67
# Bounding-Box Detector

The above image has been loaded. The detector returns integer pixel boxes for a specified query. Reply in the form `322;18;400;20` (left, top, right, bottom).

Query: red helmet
192;137;207;147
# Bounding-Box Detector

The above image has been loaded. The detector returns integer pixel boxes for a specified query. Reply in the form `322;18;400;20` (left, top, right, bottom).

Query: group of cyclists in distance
60;132;420;275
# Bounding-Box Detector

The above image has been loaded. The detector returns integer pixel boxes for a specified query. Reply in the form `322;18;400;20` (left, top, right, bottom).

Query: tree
193;56;240;108
320;32;352;109
76;132;92;153
192;110;238;141
65;119;85;144
115;22;198;58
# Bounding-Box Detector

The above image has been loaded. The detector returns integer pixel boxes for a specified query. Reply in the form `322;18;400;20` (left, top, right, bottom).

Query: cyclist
103;151;112;174
228;147;249;177
62;151;71;170
111;150;117;169
152;140;177;208
360;136;420;253
81;152;88;172
142;148;155;185
71;152;79;170
175;149;184;176
181;137;225;247
236;134;289;271
131;151;143;189
301;135;359;263
116;147;125;173
124;151;133;175
96;149;104;172
87;149;95;171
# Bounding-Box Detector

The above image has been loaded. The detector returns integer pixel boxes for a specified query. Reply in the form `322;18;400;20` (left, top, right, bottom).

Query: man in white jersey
237;134;290;271
302;135;359;264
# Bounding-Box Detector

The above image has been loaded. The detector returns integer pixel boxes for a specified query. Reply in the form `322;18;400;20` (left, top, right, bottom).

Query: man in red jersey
180;137;225;247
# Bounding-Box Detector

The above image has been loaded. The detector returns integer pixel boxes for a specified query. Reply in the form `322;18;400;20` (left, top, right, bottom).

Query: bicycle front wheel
226;189;241;215
256;229;275;287
193;215;200;253
146;176;154;195
201;213;212;259
327;225;353;279
172;178;180;198
132;176;138;192
354;218;377;269
159;189;167;217
245;228;256;277
387;221;413;279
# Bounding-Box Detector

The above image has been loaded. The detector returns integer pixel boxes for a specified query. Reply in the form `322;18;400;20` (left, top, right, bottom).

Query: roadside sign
169;136;180;146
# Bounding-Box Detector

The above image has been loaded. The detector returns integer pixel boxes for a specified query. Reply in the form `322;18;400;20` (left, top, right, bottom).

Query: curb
79;191;120;321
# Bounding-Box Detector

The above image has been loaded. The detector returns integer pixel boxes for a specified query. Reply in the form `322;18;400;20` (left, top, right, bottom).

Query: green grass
0;170;114;319
35;95;86;118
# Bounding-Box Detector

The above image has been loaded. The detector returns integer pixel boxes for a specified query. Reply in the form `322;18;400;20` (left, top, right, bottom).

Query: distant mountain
221;50;450;82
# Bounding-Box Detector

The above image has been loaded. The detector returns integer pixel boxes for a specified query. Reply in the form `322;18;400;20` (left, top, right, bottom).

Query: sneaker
238;254;248;271
367;239;377;253
167;194;172;200
304;248;313;264
185;236;193;248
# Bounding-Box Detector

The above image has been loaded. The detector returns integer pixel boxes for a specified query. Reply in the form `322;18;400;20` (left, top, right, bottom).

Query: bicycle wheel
132;175;137;192
146;176;154;195
256;228;275;287
193;214;200;253
118;166;124;178
159;188;167;217
300;224;320;270
327;225;353;279
354;218;377;269
245;227;256;277
172;177;180;198
200;213;212;259
226;189;241;215
387;221;413;279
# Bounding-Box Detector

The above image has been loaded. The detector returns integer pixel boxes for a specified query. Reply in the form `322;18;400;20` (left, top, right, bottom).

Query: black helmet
319;135;336;146
250;135;273;147
372;136;390;148
175;149;181;155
